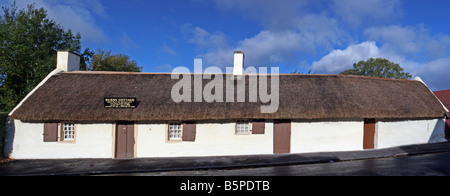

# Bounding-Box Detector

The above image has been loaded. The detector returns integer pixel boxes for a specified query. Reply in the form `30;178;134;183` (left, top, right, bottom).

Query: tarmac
1;142;450;176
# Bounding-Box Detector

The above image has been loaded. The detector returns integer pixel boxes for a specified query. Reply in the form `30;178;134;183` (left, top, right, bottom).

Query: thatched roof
11;72;447;121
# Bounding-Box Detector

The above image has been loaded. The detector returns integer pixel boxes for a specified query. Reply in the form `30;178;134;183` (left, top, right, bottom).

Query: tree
83;49;142;72
0;4;83;112
340;58;412;80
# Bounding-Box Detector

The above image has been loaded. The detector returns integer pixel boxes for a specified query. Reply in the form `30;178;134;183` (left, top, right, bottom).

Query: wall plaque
104;97;137;108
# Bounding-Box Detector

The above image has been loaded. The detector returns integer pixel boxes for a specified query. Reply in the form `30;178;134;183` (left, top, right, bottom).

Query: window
62;123;75;141
168;122;182;141
236;120;250;134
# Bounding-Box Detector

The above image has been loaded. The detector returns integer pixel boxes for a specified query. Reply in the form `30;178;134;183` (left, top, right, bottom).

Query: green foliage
0;4;82;112
84;49;142;72
340;58;412;80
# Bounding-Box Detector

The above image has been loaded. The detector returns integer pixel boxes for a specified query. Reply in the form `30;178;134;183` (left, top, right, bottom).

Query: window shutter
252;120;265;134
182;122;196;142
43;123;58;142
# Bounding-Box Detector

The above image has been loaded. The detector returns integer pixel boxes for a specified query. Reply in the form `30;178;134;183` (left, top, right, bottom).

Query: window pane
236;120;250;134
63;123;75;141
169;123;182;140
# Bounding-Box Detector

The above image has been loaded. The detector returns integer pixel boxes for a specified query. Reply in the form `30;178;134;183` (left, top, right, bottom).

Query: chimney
57;51;80;72
233;51;244;76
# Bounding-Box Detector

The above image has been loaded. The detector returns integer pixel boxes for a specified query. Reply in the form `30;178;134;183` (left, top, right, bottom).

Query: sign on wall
104;97;137;108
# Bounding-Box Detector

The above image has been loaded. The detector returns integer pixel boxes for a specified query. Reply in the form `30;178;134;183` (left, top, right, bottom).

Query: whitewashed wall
5;120;113;159
376;118;447;149
291;120;364;153
5;118;446;159
136;121;274;158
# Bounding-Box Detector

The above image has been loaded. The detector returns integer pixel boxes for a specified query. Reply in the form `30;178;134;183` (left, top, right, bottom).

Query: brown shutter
252;120;265;134
182;122;196;142
43;123;58;142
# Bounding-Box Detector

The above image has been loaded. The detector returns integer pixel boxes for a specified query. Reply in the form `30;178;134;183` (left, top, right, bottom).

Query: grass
0;112;8;157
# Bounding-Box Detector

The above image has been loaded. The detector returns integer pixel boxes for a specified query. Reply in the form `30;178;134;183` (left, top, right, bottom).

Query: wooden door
363;119;376;149
116;122;135;158
274;120;291;154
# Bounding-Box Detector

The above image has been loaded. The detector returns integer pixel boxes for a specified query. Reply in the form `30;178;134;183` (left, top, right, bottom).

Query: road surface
117;151;450;176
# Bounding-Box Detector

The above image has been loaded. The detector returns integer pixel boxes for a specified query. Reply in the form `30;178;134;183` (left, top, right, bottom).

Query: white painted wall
136;121;274;158
376;118;447;149
6;118;446;159
291;120;364;153
6;120;113;159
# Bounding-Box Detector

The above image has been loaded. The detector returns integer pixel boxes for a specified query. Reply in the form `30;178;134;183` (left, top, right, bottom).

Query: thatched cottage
4;51;448;159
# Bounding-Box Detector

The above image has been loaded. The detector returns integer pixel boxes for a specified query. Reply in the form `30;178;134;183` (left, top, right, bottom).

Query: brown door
115;122;135;158
363;119;376;149
274;120;291;154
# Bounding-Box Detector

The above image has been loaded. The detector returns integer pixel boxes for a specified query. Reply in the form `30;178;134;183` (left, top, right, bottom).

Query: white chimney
57;51;80;72
233;51;244;76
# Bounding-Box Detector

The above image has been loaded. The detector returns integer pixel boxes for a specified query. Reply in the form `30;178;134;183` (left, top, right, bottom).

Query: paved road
117;151;450;176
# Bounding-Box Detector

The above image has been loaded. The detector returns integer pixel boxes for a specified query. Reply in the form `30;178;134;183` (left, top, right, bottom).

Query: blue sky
3;0;450;91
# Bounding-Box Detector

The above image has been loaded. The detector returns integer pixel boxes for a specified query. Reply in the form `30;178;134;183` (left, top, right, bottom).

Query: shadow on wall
3;118;15;158
428;118;447;144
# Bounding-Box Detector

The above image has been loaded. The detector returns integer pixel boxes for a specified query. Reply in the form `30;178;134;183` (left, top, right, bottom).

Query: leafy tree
340;58;412;80
84;49;142;72
0;4;82;112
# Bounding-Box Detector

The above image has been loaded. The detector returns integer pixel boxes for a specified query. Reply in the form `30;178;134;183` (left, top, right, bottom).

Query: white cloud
292;13;349;52
239;30;309;66
3;0;108;43
184;12;349;68
417;58;450;91
310;41;381;73
181;24;229;51
365;25;450;60
190;0;450;91
310;40;450;91
198;30;307;68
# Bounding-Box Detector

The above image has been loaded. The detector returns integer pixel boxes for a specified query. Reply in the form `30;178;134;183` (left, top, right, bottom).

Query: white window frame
235;120;251;135
60;123;76;142
168;122;182;141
